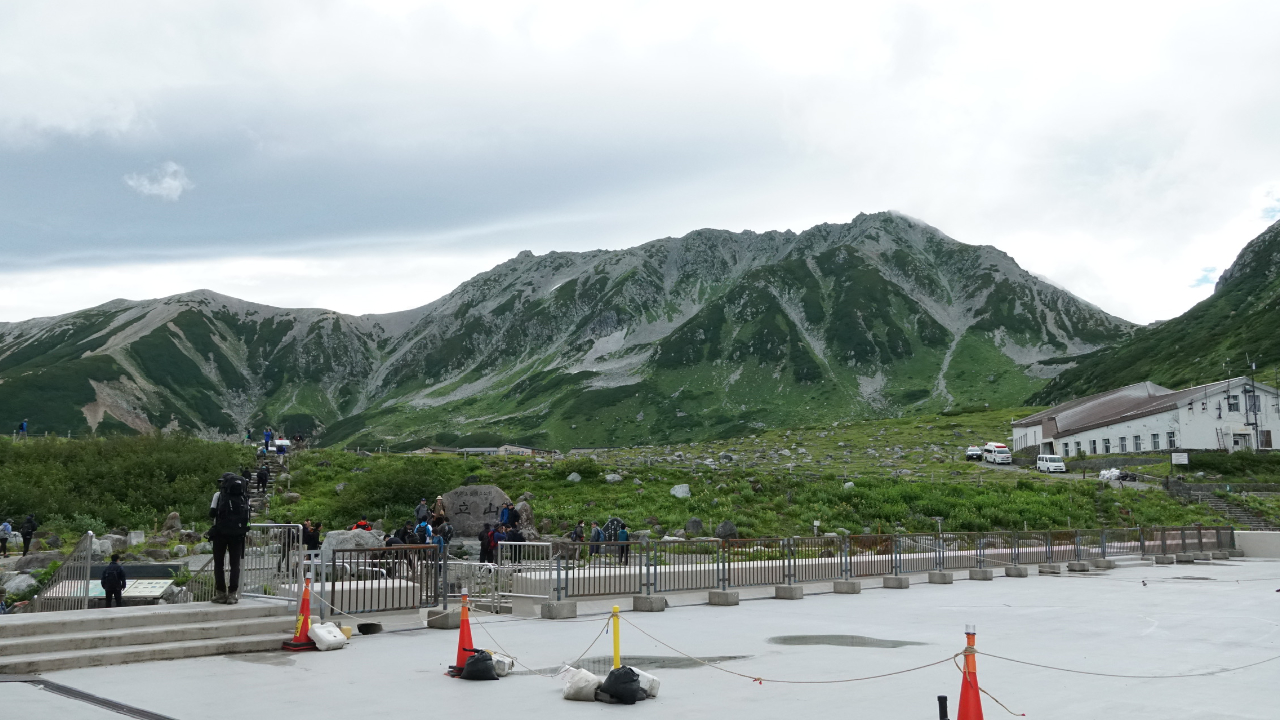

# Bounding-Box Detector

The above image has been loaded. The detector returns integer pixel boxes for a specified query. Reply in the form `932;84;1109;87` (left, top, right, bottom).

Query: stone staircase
1200;495;1280;531
0;600;294;673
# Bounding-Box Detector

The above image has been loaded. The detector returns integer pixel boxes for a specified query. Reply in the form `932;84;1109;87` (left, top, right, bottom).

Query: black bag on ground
460;650;499;681
600;666;645;704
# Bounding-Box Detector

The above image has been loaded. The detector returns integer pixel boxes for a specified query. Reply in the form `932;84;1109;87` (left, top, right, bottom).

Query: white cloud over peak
123;161;193;201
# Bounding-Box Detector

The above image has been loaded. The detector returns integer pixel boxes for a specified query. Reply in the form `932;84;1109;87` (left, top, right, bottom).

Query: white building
1013;377;1280;457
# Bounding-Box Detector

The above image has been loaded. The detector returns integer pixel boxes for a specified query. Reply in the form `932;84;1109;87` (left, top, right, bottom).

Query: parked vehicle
982;442;1012;464
965;445;983;461
1036;455;1067;473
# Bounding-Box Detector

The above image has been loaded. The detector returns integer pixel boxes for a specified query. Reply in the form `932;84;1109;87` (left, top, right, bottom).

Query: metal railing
723;538;790;587
320;544;442;615
648;539;723;593
32;532;95;612
557;541;646;597
497;541;555;599
182;524;304;606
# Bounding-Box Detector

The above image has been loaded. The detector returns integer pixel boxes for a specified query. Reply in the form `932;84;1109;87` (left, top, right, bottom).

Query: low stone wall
1236;531;1280;558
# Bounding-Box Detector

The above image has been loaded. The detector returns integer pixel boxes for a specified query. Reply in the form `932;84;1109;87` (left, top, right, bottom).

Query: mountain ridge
0;211;1133;447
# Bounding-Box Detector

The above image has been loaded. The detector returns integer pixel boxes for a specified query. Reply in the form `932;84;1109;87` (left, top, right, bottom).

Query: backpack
214;474;251;535
101;564;125;591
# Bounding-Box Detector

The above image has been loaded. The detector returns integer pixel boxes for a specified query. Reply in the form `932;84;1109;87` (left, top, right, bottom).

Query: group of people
0;515;39;557
363;498;456;554
568;519;631;563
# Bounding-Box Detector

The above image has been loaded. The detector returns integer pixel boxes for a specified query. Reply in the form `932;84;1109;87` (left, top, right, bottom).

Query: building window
1103;438;1111;453
1062;443;1071;458
1152;433;1160;451
1201;401;1207;412
1248;394;1261;413
1167;431;1176;449
1133;435;1142;452
1228;395;1240;412
1090;440;1097;454
1119;436;1127;452
1075;441;1082;456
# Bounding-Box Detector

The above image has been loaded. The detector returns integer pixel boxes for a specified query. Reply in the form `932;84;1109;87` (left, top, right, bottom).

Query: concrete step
0;632;290;674
0;615;293;657
0;601;292;638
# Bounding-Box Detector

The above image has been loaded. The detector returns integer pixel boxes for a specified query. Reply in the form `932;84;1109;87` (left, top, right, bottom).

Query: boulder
719;452;734;462
334;482;347;494
321;530;384;555
714;520;738;540
14;551;61;571
173;544;188;557
103;534;129;552
357;450;373;457
669;484;691;498
631;530;651;544
91;538;112;560
843;481;856;489
283;492;301;504
441;485;513;537
127;530;145;546
161;512;182;532
651;525;664;536
685;517;705;536
180;530;203;544
567;472;582;483
605;474;623;483
673;529;687;539
145;548;171;561
195;541;213;554
372;519;384;532
518;491;536;502
514;501;535;531
3;573;38;596
43;534;63;549
161;583;191;604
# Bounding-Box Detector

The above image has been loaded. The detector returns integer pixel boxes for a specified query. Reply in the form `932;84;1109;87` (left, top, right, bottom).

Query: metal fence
723;538;790;587
647;539;723;593
319;544;442;615
183;524;304;605
32;532;95;612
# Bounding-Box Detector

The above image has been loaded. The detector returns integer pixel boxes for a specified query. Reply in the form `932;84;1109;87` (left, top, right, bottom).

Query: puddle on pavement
511;654;749;676
767;635;926;649
1171;576;1214;581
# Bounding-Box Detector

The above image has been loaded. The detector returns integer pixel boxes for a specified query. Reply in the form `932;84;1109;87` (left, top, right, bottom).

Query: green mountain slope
0;212;1131;447
1032;219;1280;404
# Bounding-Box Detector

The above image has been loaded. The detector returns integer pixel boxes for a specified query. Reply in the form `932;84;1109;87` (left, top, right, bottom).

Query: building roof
1014;377;1276;437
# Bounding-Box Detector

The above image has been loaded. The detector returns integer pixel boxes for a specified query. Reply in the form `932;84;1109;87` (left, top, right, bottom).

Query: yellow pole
612;605;621;669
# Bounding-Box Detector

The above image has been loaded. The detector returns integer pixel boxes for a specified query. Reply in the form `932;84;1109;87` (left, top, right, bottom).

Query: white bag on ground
491;652;514;677
634;668;660;698
308;621;348;651
563;667;603;701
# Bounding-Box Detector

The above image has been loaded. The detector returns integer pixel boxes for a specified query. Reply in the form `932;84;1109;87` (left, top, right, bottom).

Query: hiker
394;520;417;545
208;472;251;604
478;523;494;563
589;521;603;556
506;502;521;527
17;419;27;440
302;520;322;551
618;523;630;566
256;466;270;494
0;519;10;558
415;498;432;524
19;515;37;557
569;520;585;542
435;516;454;549
499;502;512;526
507;524;525;563
244;430;253;446
101;554;127;608
264;427;273;450
492;524;508;561
351;515;373;532
415;518;434;545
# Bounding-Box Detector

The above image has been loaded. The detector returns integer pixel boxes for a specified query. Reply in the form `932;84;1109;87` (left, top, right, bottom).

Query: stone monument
442;484;512;537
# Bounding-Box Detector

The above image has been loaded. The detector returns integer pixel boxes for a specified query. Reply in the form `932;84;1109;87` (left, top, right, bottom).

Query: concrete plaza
24;557;1280;719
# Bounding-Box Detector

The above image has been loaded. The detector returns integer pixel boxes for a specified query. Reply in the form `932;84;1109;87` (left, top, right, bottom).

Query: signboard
42;579;173;599
1171;452;1189;466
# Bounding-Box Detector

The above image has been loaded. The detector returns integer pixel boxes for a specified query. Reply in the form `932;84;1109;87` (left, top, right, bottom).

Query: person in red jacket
351;515;372;531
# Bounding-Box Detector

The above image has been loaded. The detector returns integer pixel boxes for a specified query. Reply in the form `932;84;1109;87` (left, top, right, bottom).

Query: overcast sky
2;1;1278;325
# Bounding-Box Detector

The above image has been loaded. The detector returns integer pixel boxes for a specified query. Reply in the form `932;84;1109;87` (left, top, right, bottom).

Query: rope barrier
975;650;1280;679
473;616;613;679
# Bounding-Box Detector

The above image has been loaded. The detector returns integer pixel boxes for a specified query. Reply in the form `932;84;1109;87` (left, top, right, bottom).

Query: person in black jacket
19;515;37;557
256;466;270;495
208;473;251;604
101;554;127;608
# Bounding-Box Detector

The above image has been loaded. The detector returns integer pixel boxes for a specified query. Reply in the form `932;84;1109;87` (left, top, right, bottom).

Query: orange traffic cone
957;624;983;720
282;578;318;652
447;590;475;676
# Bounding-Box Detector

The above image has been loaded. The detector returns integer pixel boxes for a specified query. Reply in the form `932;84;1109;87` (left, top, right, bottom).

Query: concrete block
1226;549;1245;558
708;590;739;606
1192;552;1212;561
1175;553;1194;564
1089;559;1117;569
1211;551;1230;560
631;595;667;612
883;576;910;589
1004;566;1028;578
833;580;862;594
969;569;994;581
928;571;954;584
422;607;460;629
774;585;804;600
540;601;578;619
1153;555;1175;564
1037;564;1062;575
1066;561;1091;572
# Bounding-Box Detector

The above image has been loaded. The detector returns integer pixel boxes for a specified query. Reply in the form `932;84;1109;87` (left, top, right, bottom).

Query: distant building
459;447;500;456
1013;377;1280;457
569;447;618;455
497;444;554;457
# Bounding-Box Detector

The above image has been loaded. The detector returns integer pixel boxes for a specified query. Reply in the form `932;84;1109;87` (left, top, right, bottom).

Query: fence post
842;536;850;579
1012;530;1020;566
1160;527;1167;556
1138;526;1145;556
892;535;901;576
719;540;728;591
1074;530;1081;561
1180;528;1188;553
1196;526;1204;552
1045;530;1052;563
977;533;984;570
83;531;94;610
442;551;449;610
555;556;563;601
1100;528;1107;559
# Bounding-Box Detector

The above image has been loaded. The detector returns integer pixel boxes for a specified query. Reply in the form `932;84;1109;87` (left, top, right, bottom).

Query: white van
982;442;1012;464
1036;455;1066;473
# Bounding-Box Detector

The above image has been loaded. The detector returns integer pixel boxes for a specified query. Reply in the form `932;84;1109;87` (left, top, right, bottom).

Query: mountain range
0;211;1136;449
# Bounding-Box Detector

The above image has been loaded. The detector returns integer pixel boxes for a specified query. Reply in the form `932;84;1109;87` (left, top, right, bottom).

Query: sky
2;1;1279;325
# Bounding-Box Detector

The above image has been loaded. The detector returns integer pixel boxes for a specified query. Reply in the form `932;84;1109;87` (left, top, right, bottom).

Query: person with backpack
351;515;372;532
617;523;630;566
256;466;270;495
435;516;453;550
17;419;27;440
208;472;251;604
101;554;127;608
415;518;434;545
0;519;10;558
477;523;493;563
415;498;432;524
264;427;273;450
19;515;37;557
589;521;603;556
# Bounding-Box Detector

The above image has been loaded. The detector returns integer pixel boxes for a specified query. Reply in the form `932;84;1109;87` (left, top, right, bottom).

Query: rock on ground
669;484;690;498
567;472;582;483
321;529;385;554
3;573;38;596
161;512;182;532
605;474;623;483
685;517;704;536
714;520;738;540
14;552;62;572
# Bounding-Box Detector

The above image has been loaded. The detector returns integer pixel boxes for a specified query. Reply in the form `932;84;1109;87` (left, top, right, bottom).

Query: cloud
1190;267;1218;288
123;161;193;201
